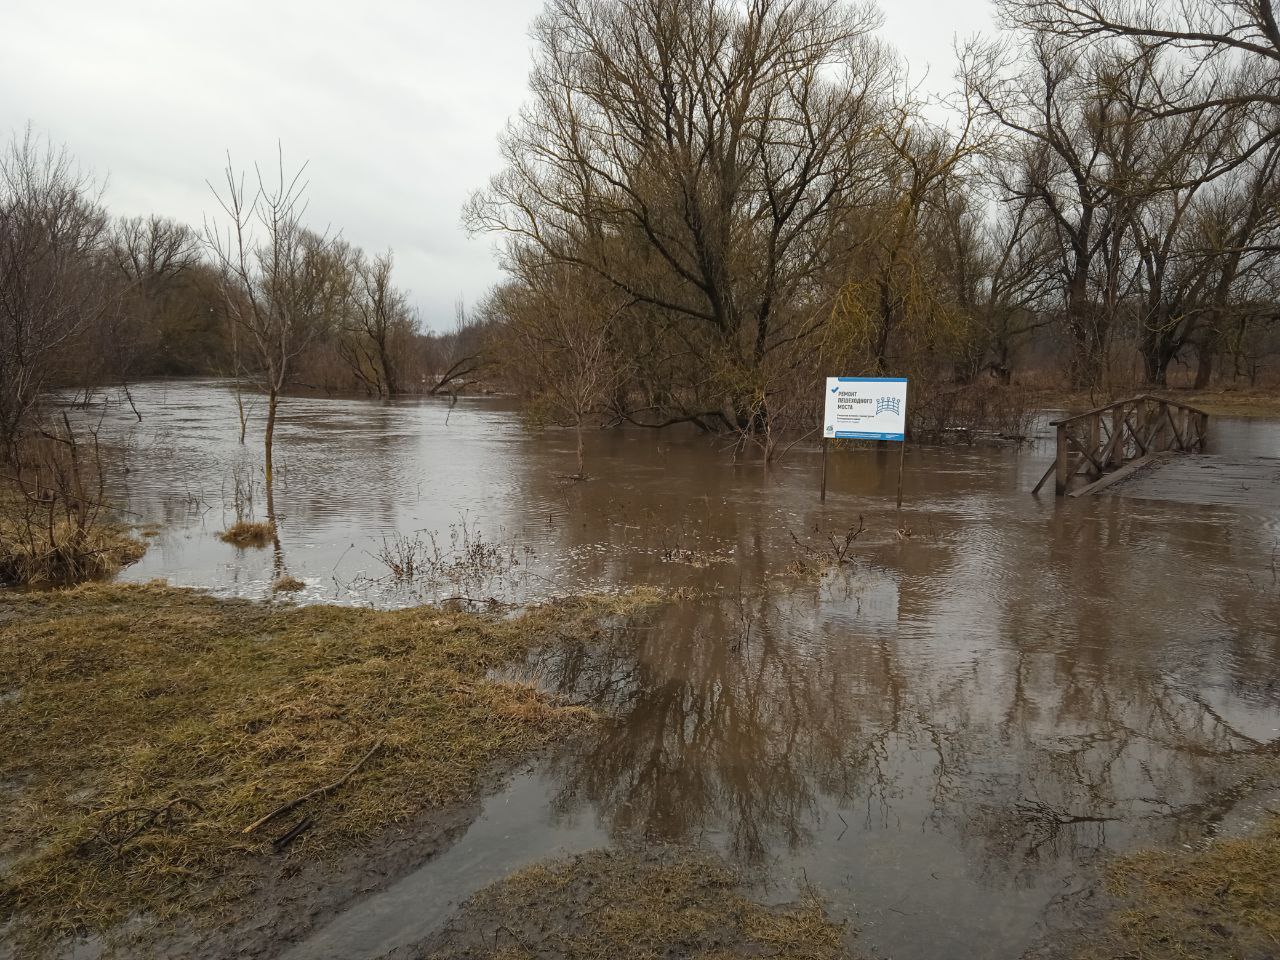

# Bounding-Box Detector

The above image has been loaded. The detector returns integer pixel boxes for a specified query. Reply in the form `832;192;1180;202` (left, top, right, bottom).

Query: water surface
64;381;1280;959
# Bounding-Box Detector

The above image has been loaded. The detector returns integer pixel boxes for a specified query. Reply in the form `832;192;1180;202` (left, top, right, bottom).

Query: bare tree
334;248;415;400
103;215;202;404
204;149;347;506
0;127;116;457
487;264;627;477
828;98;986;377
425;301;486;396
964;37;1176;387
467;0;895;432
925;181;1058;383
999;0;1280;117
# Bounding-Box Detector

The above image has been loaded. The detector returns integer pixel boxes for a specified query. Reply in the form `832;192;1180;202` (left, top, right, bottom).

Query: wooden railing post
1110;406;1124;466
1087;414;1101;479
1055;422;1070;495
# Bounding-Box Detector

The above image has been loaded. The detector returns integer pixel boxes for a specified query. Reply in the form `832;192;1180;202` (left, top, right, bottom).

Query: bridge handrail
1049;394;1209;427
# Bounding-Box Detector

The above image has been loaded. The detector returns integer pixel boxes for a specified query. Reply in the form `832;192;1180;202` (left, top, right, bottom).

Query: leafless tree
998;0;1280;120
103;215;202;404
467;0;895;432
0;127;117;458
204;149;347;505
964;37;1173;387
925;181;1058;383
334;248;416;400
827;98;987;377
487;264;628;477
423;301;486;396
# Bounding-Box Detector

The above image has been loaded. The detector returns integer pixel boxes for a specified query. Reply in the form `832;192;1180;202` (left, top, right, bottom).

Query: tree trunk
1193;344;1213;389
1142;344;1168;387
264;389;278;518
378;339;397;399
575;422;585;477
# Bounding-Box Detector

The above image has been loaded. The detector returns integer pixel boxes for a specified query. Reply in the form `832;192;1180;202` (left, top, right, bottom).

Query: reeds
218;520;276;548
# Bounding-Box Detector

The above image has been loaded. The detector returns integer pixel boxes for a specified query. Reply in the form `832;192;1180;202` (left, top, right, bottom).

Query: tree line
0;131;480;460
5;0;1280;468
470;0;1280;454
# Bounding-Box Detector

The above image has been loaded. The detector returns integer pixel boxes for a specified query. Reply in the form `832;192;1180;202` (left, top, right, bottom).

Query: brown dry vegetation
1079;812;1280;960
218;519;276;548
0;583;656;950
0;515;146;587
1031;386;1280;420
423;848;857;960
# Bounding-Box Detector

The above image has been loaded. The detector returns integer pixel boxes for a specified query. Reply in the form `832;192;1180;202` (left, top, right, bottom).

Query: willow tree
467;0;895;432
486;261;629;477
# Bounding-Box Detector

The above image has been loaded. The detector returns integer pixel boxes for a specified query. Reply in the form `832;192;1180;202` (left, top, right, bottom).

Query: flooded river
67;380;1280;959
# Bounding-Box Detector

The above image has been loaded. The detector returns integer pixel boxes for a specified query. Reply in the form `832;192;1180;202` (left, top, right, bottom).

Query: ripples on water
59;380;1280;960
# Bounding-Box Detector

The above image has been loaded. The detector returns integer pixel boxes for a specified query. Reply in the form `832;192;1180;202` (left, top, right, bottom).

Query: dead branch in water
242;739;383;835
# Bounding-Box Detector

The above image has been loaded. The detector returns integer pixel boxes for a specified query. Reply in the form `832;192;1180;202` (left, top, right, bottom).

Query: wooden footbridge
1033;395;1211;498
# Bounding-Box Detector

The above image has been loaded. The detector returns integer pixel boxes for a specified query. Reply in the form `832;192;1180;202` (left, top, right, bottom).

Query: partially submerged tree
467;0;895;431
334;248;416;400
205;150;347;503
486;263;627;477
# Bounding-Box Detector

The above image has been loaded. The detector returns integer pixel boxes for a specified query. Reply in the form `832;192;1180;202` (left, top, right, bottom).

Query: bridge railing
1033;395;1209;496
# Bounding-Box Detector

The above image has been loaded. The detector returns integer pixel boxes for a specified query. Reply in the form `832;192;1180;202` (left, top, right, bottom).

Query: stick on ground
243;739;383;835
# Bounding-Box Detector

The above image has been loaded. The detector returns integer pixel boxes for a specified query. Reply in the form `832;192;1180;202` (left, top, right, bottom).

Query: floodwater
64;380;1280;959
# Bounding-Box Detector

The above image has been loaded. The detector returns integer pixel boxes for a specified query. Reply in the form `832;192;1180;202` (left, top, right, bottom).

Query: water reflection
54;379;1280;960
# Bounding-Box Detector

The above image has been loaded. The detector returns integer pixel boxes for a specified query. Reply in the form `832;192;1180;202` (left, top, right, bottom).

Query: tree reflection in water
518;571;1280;888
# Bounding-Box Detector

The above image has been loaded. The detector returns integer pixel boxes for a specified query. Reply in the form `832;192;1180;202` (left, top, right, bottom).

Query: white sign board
823;377;907;441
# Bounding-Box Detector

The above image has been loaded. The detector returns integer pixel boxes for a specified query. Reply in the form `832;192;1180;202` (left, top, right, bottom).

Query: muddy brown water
53;381;1280;959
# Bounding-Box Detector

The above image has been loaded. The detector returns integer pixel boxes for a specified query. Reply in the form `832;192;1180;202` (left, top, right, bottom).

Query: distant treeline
0;129;482;456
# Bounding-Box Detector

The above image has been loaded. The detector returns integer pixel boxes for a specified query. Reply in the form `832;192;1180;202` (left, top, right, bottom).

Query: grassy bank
1082;811;1280;960
426;848;858;960
0;583;651;947
1033;386;1280;419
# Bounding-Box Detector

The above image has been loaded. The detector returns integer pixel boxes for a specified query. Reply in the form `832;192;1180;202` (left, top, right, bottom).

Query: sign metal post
820;377;909;507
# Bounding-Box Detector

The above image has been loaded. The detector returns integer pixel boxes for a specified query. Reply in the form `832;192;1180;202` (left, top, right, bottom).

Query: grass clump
218;519;276;547
428;847;857;960
272;574;305;593
1082;813;1280;960
0;517;146;587
0;584;651;947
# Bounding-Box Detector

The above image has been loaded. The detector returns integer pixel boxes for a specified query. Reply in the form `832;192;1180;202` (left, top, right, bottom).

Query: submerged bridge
1034;395;1211;498
1034;394;1280;507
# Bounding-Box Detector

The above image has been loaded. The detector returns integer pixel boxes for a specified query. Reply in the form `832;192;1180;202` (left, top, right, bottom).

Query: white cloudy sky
1;0;992;330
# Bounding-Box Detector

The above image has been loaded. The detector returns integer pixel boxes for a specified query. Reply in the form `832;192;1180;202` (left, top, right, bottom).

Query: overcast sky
1;0;992;330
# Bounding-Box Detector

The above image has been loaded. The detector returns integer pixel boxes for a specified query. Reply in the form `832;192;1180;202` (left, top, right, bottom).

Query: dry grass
272;574;305;593
0;583;656;948
429;848;857;960
218;520;276;548
1168;388;1280;418
1080;813;1280;960
1028;386;1280;419
0;517;146;587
